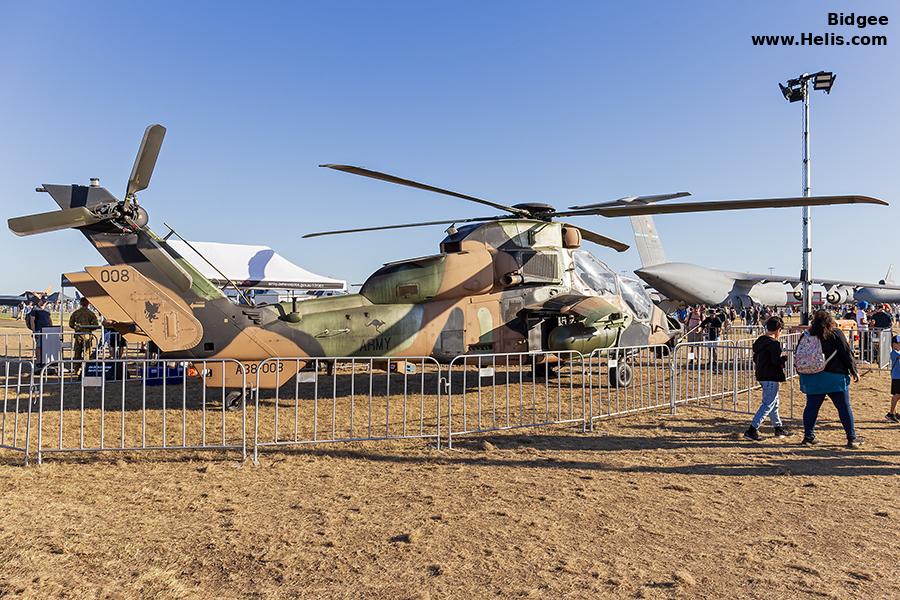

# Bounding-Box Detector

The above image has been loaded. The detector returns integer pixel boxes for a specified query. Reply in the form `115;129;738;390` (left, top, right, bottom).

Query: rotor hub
512;202;556;218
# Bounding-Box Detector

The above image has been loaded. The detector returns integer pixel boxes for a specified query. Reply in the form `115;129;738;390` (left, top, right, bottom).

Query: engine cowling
825;286;853;305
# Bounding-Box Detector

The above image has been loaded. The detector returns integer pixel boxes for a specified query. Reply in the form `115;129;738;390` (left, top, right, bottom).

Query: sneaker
847;437;865;449
743;427;761;442
887;413;900;423
773;426;793;438
800;436;818;446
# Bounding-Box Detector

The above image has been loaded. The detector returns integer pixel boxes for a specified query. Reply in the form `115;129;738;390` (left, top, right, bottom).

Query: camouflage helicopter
7;124;886;395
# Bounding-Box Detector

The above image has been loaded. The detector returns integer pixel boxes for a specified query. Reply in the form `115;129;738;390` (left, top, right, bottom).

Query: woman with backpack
685;306;703;342
795;310;863;448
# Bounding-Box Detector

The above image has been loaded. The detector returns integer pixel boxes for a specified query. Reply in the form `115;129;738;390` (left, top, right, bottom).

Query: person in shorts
888;334;900;423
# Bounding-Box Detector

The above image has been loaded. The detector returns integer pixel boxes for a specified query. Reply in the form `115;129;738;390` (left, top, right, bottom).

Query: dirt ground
0;362;898;600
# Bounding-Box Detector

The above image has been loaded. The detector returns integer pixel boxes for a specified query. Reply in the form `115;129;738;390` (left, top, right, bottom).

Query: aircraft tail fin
884;264;894;284
629;215;667;267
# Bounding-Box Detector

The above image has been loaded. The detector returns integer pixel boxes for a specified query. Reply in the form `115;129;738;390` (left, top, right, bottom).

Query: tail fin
884;264;894;284
629;215;667;267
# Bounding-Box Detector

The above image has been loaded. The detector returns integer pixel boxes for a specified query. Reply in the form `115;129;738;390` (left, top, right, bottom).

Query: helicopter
7;124;887;393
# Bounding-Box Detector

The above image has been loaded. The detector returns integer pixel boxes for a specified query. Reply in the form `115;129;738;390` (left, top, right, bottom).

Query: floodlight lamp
813;71;836;93
779;82;804;103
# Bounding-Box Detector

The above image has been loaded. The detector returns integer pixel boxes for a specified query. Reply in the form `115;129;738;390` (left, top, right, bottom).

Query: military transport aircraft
629;215;900;307
6;124;888;395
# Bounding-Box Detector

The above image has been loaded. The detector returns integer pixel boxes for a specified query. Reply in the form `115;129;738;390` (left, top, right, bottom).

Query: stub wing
524;294;622;326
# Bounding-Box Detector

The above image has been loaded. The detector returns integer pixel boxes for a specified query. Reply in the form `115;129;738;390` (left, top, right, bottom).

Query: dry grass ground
1;365;898;599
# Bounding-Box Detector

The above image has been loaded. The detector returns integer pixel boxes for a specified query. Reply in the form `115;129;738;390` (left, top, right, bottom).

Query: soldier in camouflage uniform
69;297;99;369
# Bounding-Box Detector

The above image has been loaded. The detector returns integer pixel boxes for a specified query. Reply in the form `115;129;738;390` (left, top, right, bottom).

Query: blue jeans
803;391;857;441
751;381;783;429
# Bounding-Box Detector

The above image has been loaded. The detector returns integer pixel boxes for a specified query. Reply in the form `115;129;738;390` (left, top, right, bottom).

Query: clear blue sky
1;1;897;292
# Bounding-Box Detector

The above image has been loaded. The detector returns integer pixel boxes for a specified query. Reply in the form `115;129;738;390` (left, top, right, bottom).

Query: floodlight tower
779;71;836;325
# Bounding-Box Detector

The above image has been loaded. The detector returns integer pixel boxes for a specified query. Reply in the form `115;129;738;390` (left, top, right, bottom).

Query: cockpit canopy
572;250;652;319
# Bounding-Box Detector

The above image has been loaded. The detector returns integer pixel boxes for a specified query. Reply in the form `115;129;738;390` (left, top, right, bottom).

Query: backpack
795;332;837;375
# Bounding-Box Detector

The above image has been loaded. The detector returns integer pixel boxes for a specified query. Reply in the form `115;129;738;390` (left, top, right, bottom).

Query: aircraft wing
0;295;26;307
733;273;900;291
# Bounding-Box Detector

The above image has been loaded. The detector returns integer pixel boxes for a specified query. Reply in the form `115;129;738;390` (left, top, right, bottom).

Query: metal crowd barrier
671;332;802;418
445;351;585;448
851;328;892;368
35;358;247;464
587;344;673;424
725;325;766;340
252;356;444;461
0;331;102;363
671;340;741;408
1;360;35;464
0;326;869;465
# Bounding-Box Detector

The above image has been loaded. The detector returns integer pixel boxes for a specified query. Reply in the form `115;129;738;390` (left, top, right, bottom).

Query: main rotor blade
8;207;104;237
303;216;497;238
567;192;692;211
561;195;887;217
126;124;166;199
570;225;630;253
320;164;529;216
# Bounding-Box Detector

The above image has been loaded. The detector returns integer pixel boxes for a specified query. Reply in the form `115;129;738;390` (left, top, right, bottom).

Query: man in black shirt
29;300;53;368
871;305;893;330
701;310;725;341
701;310;725;369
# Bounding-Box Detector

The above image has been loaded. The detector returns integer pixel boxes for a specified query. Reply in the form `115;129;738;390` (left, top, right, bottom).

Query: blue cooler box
83;362;124;382
143;364;186;386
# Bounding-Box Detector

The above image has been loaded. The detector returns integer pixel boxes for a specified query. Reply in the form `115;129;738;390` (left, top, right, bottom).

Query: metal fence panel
1;331;103;363
446;351;586;447
35;358;247;463
852;328;893;369
587;344;673;423
671;332;801;419
3;327;853;466
0;360;35;464
252;356;444;460
877;329;893;369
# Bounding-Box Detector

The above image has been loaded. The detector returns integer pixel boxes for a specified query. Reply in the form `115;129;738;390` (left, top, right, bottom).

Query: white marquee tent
166;240;347;292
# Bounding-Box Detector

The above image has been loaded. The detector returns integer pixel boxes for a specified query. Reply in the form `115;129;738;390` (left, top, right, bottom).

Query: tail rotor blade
8;207;103;237
126;124;166;200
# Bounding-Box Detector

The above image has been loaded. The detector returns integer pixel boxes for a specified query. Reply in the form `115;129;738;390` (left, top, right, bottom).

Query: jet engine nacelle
825;286;853;305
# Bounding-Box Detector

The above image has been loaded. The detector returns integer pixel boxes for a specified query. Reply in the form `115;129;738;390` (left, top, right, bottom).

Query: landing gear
654;343;673;359
608;362;633;388
223;389;245;411
531;361;557;380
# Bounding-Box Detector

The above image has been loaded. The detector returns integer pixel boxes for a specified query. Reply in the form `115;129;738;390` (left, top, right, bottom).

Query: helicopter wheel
532;361;557;380
223;389;245;411
608;362;633;388
654;344;672;359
